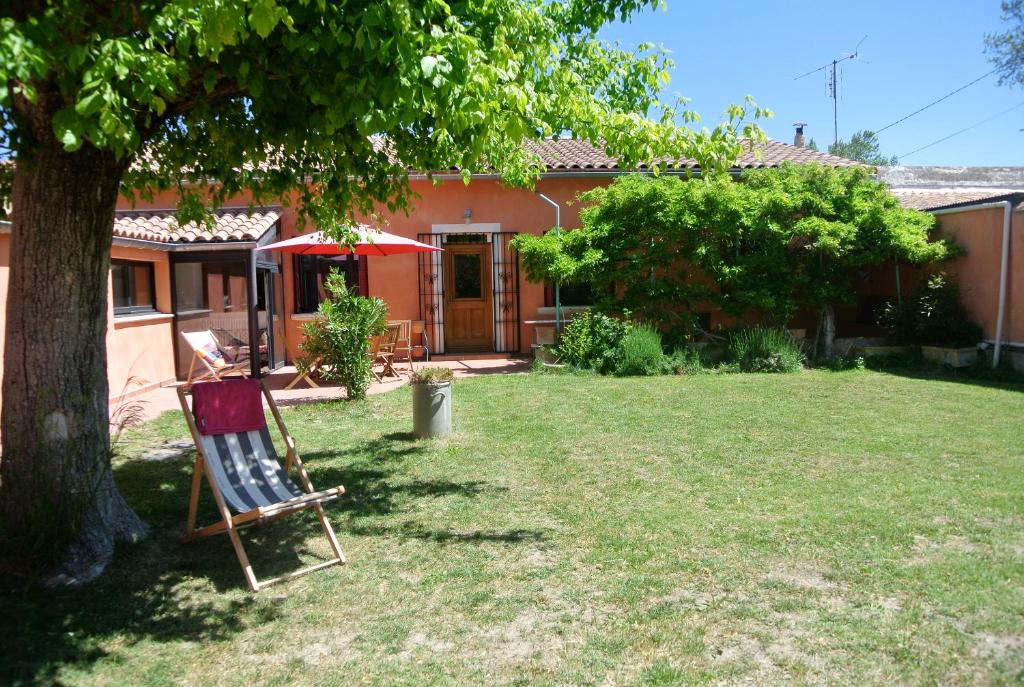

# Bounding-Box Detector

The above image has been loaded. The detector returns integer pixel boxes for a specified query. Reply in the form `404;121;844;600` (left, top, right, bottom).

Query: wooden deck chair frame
177;380;346;592
182;330;249;388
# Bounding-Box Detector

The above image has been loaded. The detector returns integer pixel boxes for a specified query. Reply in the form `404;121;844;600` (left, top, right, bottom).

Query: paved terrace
119;357;532;423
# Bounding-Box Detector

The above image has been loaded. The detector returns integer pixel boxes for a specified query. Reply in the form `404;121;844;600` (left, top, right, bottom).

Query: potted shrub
411;367;454;438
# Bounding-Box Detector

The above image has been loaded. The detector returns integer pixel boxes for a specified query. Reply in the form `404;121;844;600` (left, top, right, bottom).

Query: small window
295;254;365;313
452;253;483;299
112;260;156;316
544;282;594;307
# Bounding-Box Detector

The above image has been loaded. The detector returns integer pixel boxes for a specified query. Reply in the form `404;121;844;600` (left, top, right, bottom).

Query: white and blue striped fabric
199;427;305;513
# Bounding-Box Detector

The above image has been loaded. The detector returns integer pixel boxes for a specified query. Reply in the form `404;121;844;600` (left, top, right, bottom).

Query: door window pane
453;253;482;299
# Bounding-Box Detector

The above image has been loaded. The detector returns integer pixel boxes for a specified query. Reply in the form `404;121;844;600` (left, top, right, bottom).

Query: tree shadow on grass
0;429;532;685
304;432;509;520
308;432;548;546
866;362;1024;393
349;522;549;545
0;455;259;686
0;451;335;685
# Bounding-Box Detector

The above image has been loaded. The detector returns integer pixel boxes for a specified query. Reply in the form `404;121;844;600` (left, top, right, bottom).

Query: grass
3;369;1023;686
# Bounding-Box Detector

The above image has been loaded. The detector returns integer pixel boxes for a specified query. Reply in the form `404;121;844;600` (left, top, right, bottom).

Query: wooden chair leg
182;456;204;542
313;503;346;565
226;526;260;592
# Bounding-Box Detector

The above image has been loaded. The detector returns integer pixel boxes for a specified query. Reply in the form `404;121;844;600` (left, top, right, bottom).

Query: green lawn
3;370;1024;686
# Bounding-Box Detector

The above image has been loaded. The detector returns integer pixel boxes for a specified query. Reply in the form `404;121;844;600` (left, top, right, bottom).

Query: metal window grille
417;233;446;354
491;232;520;353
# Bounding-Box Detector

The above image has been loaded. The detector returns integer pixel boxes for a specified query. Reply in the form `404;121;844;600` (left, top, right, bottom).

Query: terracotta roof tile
890;189;1024;211
522;138;862;172
112;208;281;243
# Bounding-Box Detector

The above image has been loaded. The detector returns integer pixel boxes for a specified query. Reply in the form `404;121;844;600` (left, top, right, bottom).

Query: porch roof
112;207;281;244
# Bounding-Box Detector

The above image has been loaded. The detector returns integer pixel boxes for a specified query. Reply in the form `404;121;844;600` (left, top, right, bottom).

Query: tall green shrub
512;166;958;355
556;311;629;374
726;327;804;373
616;324;666;376
299;270;388;400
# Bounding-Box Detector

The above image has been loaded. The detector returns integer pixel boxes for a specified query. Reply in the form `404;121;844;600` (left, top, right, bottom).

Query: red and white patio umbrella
261;226;441;256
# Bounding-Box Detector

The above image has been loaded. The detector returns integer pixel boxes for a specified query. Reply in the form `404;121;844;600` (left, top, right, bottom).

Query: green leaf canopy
1;0;767;234
512;164;957;335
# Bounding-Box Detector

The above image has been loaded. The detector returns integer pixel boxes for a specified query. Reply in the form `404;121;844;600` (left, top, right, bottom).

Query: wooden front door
443;243;493;352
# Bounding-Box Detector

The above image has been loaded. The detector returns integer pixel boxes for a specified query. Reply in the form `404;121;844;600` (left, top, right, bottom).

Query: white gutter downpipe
535;192;563;339
931;200;1014;368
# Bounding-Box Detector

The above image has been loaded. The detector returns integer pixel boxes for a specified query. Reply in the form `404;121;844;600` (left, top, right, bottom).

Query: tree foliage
512;164;956;340
1;0;768;232
986;0;1024;90
828;130;898;166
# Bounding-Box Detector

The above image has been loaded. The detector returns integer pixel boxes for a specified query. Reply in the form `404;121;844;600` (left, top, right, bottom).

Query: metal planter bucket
412;381;452;438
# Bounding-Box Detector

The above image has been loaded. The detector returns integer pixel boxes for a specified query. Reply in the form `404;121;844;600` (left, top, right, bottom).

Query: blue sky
600;1;1023;166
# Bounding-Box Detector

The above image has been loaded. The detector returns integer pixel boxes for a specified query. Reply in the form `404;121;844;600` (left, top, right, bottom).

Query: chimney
793;122;807;148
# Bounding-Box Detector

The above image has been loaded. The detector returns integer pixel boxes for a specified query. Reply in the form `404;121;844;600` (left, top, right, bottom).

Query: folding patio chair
370;323;402;382
388;319;415;372
410;320;431;362
177;378;347;592
181;330;249;387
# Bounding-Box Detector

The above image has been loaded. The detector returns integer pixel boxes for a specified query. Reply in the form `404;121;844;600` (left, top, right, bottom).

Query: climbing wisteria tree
0;0;764;583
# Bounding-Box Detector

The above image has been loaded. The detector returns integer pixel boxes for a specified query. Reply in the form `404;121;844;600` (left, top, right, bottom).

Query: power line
875;69;997;134
900;100;1024;159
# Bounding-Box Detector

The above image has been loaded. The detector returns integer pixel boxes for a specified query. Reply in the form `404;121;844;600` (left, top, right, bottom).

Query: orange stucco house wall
105;245;177;400
0;166;1020;404
934;205;1024;344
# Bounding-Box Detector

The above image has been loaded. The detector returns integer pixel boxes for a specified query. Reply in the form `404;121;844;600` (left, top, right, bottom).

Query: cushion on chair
192;378;267;435
200;341;233;367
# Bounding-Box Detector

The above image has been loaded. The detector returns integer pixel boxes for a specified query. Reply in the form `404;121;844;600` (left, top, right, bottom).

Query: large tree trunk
0;142;148;585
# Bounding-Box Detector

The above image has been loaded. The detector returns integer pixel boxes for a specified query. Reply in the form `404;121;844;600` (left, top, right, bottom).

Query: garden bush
824;354;866;372
556;311;629;374
878;272;982;347
664;346;706;375
726;326;804;373
615;324;666;376
298;269;388;400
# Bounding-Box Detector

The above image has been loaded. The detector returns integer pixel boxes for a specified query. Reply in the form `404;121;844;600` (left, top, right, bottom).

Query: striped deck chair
177;378;346;591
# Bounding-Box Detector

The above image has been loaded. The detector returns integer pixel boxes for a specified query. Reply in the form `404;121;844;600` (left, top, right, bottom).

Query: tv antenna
793;36;867;147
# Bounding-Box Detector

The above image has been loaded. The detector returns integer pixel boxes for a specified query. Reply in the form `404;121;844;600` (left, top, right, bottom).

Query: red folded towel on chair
192;378;267;435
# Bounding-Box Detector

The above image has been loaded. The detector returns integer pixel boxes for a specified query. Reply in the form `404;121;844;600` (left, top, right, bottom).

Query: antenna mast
794;36;866;147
